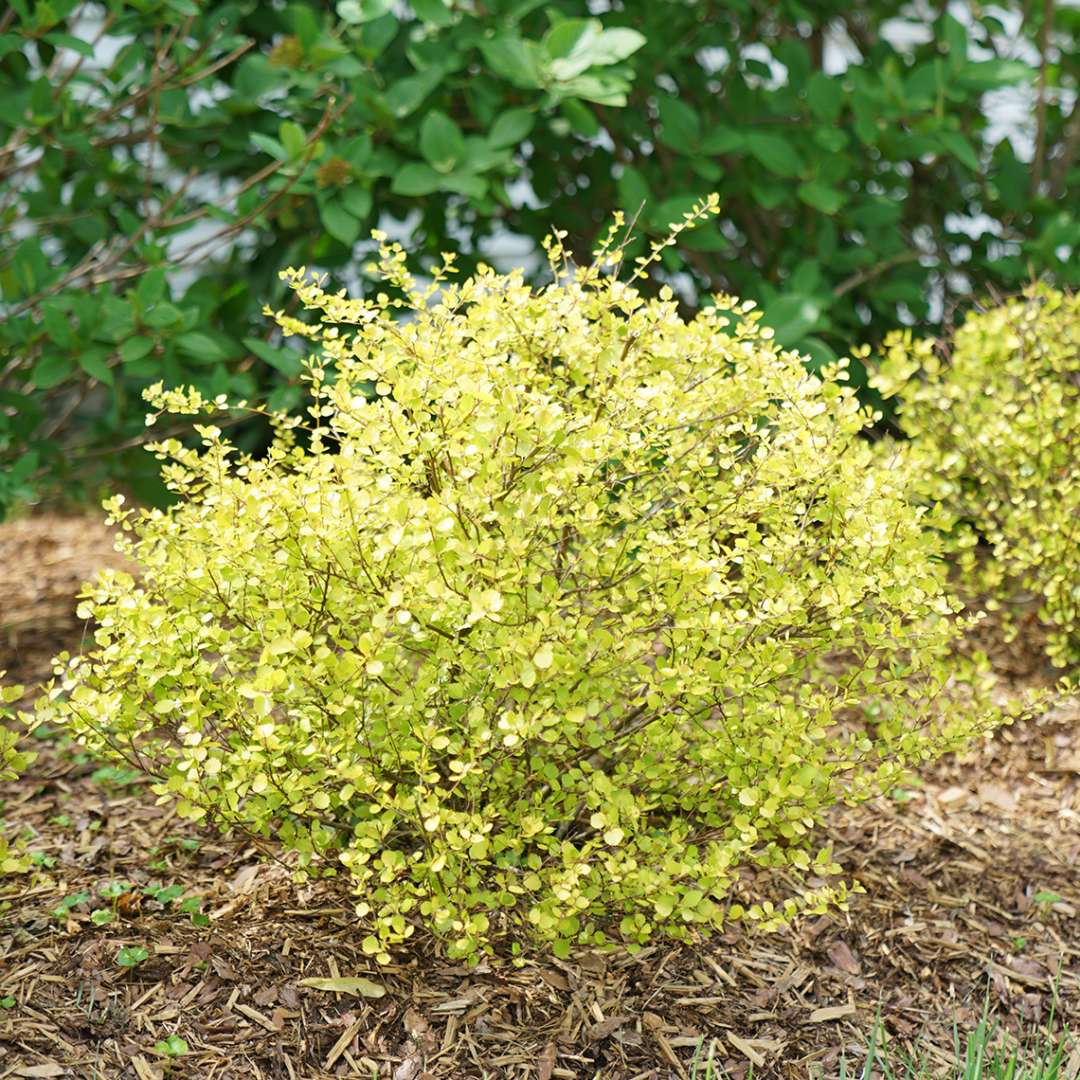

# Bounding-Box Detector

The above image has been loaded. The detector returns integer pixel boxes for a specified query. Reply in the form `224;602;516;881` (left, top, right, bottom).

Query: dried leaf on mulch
299;977;386;998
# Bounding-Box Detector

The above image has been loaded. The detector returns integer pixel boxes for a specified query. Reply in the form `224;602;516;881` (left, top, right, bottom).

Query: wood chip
537;1043;557;1080
1063;1045;1080;1080
989;960;1049;989
809;1003;857;1022
430;994;478;1013
643;1015;687;1079
324;1016;365;1070
402;1005;432;1040
654;1031;688;1078
937;785;971;805
701;955;737;987
977;782;1018;813
392;1044;421;1080
235;1002;278;1031
587;1016;627;1041
229;863;262;892
131;1057;162;1080
726;1032;765;1067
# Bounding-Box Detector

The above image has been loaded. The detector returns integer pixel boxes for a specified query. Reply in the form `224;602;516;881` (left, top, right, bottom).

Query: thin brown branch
833;249;922;299
2;171;197;329
167;94;350;263
1031;0;1055;195
1048;95;1080;199
173;39;254;90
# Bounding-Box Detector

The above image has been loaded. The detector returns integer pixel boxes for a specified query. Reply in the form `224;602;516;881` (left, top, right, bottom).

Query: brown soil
1;514;1078;1079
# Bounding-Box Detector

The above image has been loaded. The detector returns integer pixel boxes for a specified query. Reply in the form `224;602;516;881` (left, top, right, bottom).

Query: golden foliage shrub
0;682;30;784
871;287;1080;669
32;208;996;960
1;678;34;874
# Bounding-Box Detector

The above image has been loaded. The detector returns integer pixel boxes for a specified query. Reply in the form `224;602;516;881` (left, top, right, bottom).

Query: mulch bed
1;514;1078;1079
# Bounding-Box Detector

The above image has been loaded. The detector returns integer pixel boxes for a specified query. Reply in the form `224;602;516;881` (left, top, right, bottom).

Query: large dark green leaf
656;94;700;154
763;294;823;346
391;162;444;196
746;132;803;178
337;0;394;24
797;181;848;214
419;112;466;172
319;200;363;245
488;109;535;149
479;35;542;88
806;72;843;122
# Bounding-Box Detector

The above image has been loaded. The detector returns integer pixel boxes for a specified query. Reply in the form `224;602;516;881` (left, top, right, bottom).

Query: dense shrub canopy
34;213;996;961
872;288;1080;669
3;0;1080;512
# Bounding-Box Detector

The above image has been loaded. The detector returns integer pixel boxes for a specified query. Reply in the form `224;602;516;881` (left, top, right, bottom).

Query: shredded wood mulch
1;514;1078;1080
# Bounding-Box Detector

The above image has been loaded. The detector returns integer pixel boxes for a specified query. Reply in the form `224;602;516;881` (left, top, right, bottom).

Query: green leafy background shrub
871;287;1080;669
31;213;1000;961
3;0;1080;513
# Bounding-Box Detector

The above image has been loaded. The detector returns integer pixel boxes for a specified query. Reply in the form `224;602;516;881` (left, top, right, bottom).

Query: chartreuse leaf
116;945;148;968
153;1035;189;1057
278;121;306;159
